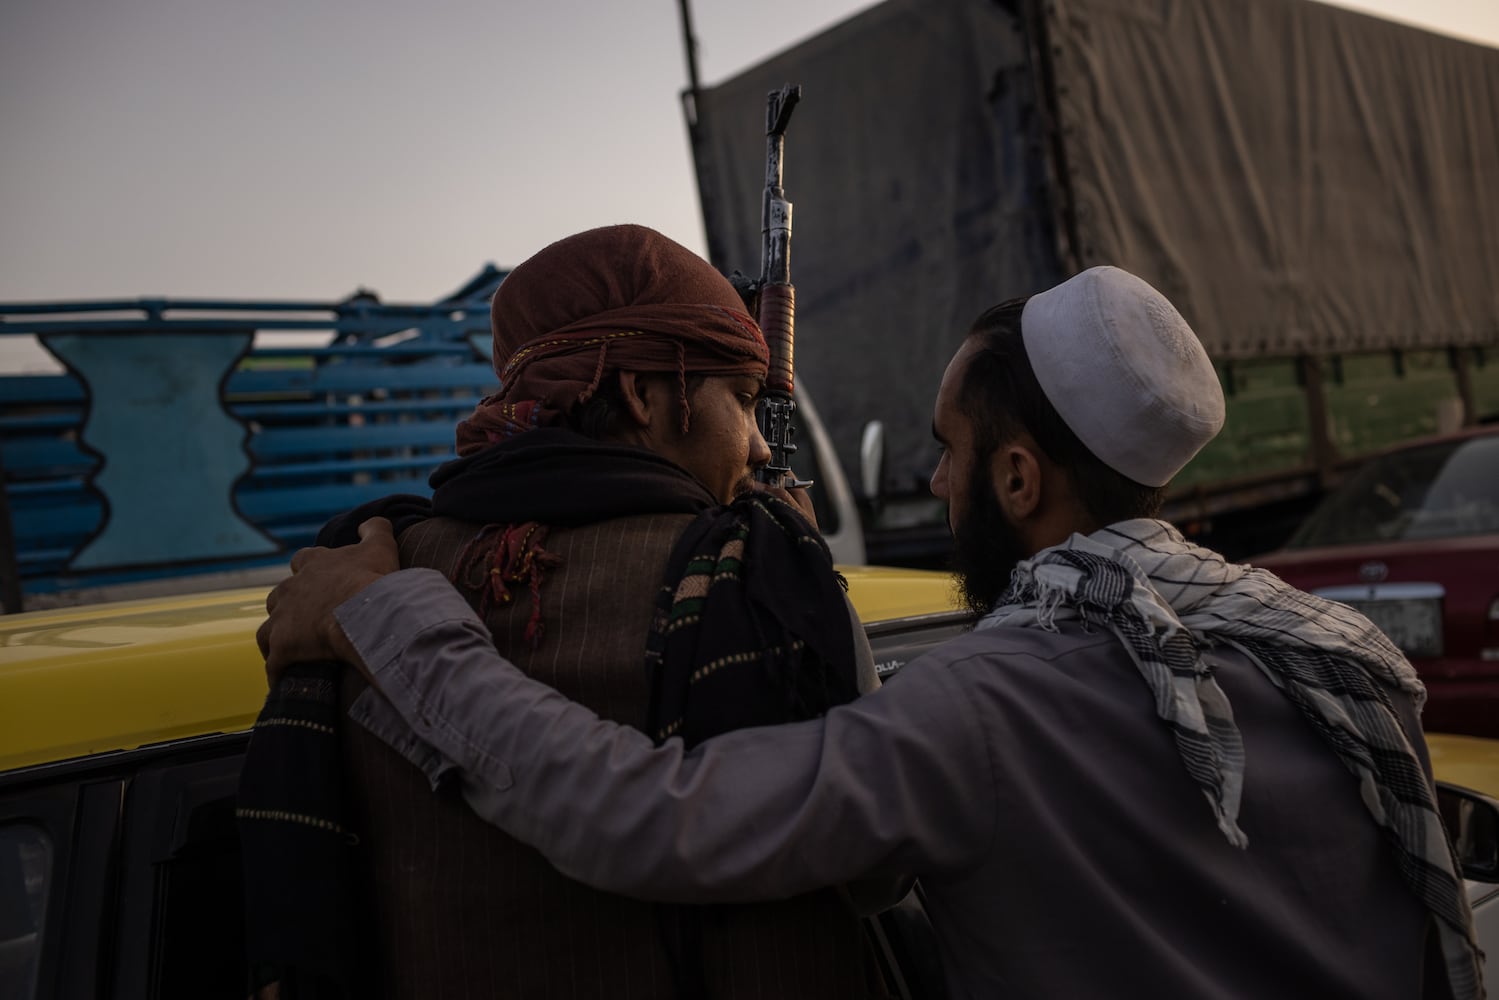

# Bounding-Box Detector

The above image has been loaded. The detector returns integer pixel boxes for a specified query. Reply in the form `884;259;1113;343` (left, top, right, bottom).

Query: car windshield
1287;433;1499;548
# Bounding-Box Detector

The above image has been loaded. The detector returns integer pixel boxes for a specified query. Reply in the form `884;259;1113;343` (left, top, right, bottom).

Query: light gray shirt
341;567;1434;999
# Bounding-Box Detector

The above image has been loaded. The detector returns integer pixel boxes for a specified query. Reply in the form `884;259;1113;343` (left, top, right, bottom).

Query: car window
0;822;51;1000
112;750;248;1000
1288;434;1499;547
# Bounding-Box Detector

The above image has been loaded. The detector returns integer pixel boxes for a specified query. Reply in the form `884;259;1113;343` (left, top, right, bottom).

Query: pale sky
2;0;1496;305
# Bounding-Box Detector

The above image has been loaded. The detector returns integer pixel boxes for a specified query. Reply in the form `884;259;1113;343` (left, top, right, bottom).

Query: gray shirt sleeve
337;568;995;904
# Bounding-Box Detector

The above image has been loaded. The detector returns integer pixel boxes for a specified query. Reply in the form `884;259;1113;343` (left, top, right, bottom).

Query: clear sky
2;0;1497;305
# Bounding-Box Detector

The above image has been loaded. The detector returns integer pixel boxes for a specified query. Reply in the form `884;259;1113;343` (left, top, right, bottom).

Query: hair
959;296;1165;526
566;371;706;441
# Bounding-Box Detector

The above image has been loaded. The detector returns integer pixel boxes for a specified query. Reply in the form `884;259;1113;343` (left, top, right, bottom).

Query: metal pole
676;0;727;267
1300;354;1337;490
677;0;703;128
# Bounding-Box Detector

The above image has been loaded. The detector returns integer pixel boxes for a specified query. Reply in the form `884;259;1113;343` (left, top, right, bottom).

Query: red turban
456;224;769;455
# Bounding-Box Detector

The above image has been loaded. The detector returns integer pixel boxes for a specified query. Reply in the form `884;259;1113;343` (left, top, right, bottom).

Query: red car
1253;426;1499;737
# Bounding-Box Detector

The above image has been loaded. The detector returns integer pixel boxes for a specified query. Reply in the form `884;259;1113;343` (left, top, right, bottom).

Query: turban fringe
456;308;767;455
456;225;770;456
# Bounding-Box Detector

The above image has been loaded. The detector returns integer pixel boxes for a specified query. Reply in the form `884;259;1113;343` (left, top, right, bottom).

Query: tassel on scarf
455;521;563;648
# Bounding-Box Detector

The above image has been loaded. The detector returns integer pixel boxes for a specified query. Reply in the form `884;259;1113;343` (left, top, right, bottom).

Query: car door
1;734;250;1000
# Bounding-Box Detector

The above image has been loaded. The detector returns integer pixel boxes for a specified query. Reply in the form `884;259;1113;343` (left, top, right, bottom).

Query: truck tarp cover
691;0;1499;495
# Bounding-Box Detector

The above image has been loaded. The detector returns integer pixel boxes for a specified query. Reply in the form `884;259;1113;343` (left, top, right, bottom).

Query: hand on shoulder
257;516;401;687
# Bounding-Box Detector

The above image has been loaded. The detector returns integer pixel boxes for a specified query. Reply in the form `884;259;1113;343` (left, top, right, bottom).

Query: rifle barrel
755;84;807;489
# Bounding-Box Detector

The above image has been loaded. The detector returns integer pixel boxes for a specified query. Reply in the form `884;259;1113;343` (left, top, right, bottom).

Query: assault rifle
752;83;809;490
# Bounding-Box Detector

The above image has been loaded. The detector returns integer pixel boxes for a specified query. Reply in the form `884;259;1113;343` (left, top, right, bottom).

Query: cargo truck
684;0;1499;563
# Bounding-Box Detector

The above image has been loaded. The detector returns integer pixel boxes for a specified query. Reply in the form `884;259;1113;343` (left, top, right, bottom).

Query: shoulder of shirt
905;621;1120;677
870;625;1126;731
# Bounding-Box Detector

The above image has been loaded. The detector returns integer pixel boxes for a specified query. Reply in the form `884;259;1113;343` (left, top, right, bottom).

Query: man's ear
616;371;654;429
990;441;1044;522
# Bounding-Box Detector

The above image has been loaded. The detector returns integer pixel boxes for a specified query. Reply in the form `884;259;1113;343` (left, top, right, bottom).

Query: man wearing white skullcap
259;267;1479;999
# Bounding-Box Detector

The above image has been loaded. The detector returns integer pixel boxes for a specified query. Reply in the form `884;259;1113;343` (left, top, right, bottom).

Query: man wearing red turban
239;225;887;999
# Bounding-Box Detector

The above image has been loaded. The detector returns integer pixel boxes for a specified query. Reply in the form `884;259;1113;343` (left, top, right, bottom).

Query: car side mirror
860;420;886;502
1437;782;1499;882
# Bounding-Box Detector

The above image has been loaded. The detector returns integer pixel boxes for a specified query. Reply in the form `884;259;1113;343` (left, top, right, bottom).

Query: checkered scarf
979;519;1482;999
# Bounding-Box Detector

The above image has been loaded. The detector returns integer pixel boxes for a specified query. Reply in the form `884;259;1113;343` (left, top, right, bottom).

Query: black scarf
646;493;859;748
316;427;717;545
237;664;365;1000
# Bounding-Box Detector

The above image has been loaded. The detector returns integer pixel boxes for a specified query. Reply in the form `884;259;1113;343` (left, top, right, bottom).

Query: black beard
950;472;1030;616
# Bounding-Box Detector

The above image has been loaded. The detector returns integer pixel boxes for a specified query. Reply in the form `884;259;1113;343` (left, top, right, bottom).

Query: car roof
1427;733;1499;801
0;567;960;773
840;565;961;621
0;587;270;771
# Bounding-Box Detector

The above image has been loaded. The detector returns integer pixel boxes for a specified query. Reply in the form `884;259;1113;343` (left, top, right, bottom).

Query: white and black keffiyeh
979;519;1482;999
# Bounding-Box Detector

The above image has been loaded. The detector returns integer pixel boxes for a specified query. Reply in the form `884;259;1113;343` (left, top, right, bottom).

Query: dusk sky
2;0;1497;306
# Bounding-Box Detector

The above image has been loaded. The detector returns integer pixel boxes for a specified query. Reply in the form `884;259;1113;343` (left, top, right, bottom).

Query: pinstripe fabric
340;513;886;998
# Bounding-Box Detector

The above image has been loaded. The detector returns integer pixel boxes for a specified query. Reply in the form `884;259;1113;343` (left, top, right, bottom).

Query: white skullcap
1020;266;1224;487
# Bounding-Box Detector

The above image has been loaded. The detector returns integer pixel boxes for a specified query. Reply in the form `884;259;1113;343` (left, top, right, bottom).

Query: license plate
1342;598;1444;658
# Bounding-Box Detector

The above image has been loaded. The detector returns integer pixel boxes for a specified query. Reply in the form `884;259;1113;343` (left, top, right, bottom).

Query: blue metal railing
0;285;504;610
